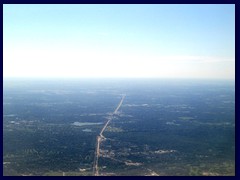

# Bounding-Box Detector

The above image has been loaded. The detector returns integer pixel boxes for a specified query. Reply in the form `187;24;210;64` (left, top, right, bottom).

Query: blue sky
3;4;235;79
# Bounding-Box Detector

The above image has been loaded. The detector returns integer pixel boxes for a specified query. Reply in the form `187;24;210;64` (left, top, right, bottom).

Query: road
93;94;126;176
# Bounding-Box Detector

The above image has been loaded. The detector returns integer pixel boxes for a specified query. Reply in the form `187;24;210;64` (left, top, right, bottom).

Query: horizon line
3;76;235;81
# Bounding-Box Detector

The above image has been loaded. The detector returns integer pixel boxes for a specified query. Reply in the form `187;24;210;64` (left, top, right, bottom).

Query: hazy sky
3;4;235;79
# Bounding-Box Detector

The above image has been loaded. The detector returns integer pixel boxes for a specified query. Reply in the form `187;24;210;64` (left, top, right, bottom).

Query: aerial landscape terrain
3;4;235;176
3;79;235;176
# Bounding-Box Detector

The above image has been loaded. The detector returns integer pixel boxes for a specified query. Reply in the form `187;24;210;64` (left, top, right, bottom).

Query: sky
3;4;235;79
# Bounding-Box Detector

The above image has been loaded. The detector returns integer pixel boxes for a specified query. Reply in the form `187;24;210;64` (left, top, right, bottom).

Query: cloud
153;55;234;63
3;44;234;79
